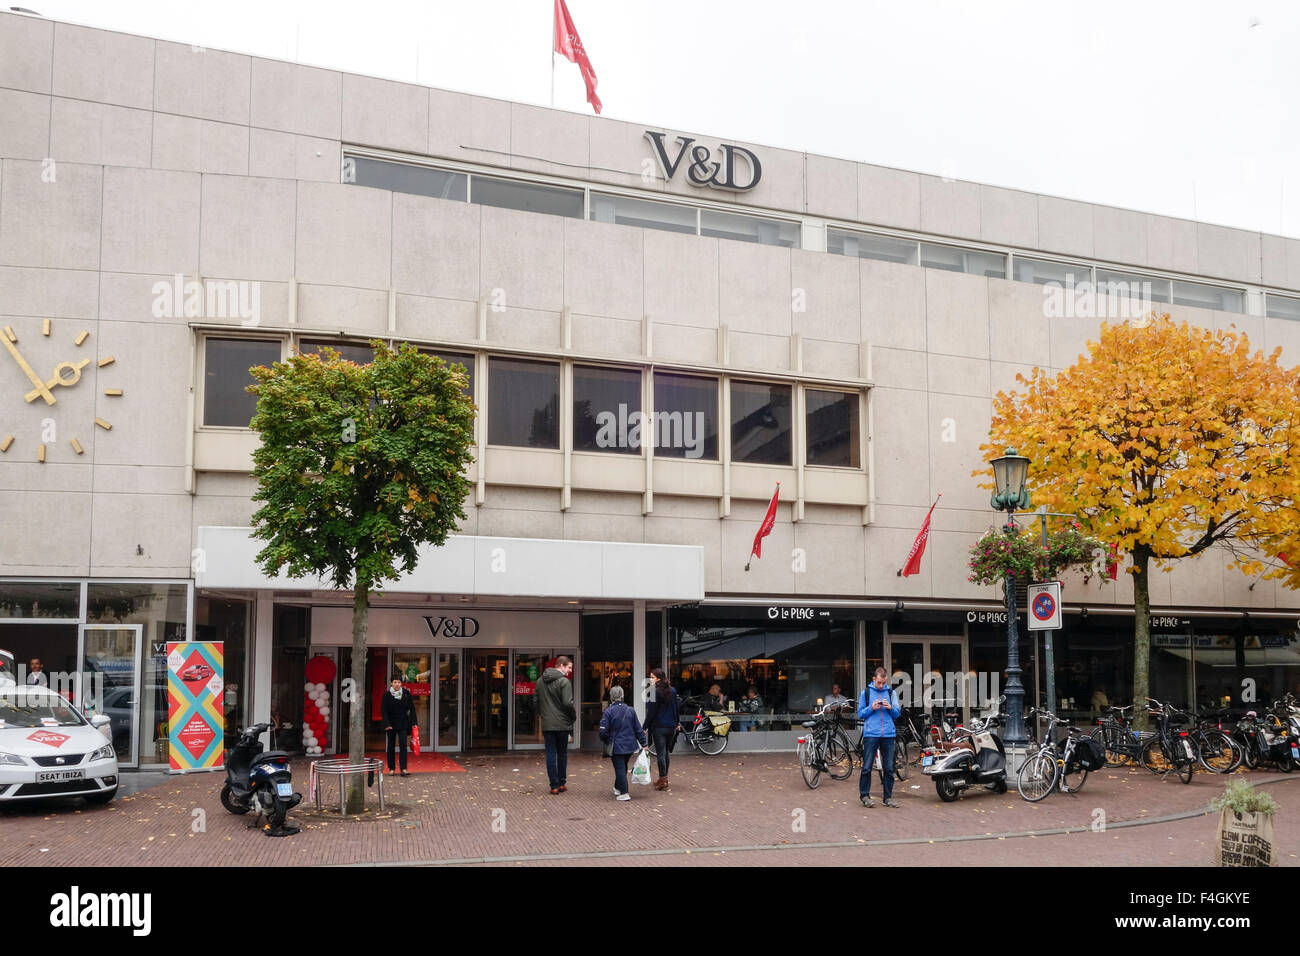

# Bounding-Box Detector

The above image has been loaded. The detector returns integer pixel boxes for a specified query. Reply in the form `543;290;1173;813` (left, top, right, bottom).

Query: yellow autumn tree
983;315;1300;727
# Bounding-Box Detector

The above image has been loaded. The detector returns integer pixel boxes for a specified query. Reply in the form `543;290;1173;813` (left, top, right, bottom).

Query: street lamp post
990;447;1031;748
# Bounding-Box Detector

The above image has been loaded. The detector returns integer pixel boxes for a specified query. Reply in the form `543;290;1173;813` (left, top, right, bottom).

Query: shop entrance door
78;624;143;768
886;637;970;723
466;650;509;750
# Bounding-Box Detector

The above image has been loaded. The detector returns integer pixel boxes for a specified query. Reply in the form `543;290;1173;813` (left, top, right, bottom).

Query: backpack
1067;735;1107;773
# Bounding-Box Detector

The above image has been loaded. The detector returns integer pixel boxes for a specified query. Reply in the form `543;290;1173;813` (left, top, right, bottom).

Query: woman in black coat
380;677;418;775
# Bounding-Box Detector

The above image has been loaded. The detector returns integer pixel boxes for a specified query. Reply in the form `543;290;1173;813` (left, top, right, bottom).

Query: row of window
345;155;800;248
202;338;863;469
344;152;1300;319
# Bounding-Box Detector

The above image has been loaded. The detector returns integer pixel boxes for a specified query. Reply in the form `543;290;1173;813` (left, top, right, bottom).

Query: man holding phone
858;666;901;808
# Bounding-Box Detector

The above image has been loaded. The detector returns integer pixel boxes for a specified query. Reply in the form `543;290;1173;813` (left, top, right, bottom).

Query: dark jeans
385;727;409;772
859;736;896;801
543;730;569;788
652;727;674;778
610;753;632;795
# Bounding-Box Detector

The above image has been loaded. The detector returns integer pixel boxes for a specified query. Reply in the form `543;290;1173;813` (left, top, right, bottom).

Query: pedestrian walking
599;685;647;801
536;655;576;794
858;666;901;808
644;668;679;790
380;676;417;776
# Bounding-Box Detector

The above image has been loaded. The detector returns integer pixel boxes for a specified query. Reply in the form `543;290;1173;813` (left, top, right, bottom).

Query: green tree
248;341;475;809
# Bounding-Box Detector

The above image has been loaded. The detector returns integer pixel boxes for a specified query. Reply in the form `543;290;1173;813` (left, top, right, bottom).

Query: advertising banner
167;642;224;772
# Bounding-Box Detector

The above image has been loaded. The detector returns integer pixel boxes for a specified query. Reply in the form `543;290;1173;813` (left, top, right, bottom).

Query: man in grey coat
536;656;576;794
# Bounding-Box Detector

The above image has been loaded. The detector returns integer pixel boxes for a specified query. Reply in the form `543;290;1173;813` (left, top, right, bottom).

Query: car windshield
0;690;86;728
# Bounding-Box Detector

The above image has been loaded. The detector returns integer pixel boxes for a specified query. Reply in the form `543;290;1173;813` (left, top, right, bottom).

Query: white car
0;685;119;805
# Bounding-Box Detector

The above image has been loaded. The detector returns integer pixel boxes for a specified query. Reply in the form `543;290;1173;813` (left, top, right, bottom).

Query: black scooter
220;722;302;836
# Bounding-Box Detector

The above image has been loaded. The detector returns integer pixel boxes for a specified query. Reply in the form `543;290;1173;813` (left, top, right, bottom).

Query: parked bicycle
1233;704;1296;772
1089;704;1151;767
646;696;729;757
1138;698;1197;784
1016;707;1106;802
796;701;855;789
1187;707;1242;773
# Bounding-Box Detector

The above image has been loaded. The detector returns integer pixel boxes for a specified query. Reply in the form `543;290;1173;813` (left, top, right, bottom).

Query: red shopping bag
410;725;421;755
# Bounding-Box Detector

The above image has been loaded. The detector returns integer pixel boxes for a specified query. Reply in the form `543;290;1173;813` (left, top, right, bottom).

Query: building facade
2;11;1300;767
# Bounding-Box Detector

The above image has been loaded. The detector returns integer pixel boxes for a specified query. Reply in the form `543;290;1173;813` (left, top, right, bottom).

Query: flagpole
551;51;555;107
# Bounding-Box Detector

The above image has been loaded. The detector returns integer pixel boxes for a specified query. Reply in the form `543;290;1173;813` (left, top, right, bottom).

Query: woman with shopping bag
598;685;648;801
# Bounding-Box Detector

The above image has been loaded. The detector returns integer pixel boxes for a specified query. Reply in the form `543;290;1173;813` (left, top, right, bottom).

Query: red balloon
304;656;337;685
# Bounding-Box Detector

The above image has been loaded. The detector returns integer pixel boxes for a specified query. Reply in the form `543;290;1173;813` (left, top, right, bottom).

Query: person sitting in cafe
706;683;727;711
736;684;763;731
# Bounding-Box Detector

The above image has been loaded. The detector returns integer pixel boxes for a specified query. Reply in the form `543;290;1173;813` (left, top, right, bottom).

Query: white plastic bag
631;748;652;786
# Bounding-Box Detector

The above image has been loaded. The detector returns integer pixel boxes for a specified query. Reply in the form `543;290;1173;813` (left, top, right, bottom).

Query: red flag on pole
898;495;940;577
745;483;780;572
1105;543;1120;581
553;0;601;114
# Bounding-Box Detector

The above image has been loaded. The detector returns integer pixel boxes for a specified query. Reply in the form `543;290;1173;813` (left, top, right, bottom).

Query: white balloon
319;706;331;718
308;690;320;702
303;682;315;692
314;682;326;693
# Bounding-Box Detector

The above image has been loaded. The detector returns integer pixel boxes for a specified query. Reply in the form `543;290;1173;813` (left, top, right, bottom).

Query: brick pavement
2;752;1296;867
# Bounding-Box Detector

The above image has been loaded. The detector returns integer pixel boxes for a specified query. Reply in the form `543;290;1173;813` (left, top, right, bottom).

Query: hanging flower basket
968;522;1102;587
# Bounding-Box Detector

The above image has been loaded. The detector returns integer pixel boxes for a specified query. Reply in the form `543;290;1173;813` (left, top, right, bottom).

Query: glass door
467;650;509;750
435;651;460;751
391;649;434;747
511;651;548;749
886;636;969;723
78;624;143;768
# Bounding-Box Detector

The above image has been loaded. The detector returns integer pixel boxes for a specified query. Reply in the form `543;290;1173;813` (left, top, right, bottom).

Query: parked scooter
1234;709;1295;773
220;722;302;835
921;695;1008;802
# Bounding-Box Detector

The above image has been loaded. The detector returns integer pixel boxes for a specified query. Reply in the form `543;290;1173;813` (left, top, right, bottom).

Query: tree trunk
346;583;370;814
1132;547;1152;732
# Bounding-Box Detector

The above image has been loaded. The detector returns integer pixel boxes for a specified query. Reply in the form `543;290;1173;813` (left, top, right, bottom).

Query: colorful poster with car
167;642;224;772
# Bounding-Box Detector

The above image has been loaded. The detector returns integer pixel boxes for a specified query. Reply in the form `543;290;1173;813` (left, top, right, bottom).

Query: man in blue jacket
858;666;901;808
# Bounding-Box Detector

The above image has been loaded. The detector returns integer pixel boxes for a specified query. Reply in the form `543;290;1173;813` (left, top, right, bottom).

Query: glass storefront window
87;583;188;766
203;338;282;427
438;652;460;748
730;381;792;465
512;652;548;746
573;365;641;454
668;623;853;732
582;613;634;736
0;581;80;619
652;372;718;460
195;597;250;748
805;389;860;468
488;357;560;448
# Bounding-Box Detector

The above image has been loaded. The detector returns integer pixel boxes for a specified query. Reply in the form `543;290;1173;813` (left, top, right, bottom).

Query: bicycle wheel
1092;724;1129;767
1061;762;1088;794
1140;737;1171;774
697;726;727;756
826;735;854;780
1236;734;1258;770
1016;749;1059;802
892;739;910;781
798;738;822;789
832;725;857;769
1197;731;1240;773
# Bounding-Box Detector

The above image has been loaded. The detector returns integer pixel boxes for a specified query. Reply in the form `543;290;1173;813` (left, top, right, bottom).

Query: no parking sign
1027;582;1062;630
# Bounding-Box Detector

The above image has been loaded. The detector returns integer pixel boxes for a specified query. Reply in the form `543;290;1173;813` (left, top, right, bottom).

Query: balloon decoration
302;656;338;756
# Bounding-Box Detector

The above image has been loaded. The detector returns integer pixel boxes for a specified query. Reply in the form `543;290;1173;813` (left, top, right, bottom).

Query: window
488;357;559;448
573;365;641;454
805;389;860;468
700;209;799;247
730;381;792;465
828;229;919;265
1171;280;1244;313
345;156;467;201
299;339;374;365
422;349;475;397
1266;293;1300;321
590;194;696;234
920;242;1006;278
203;337;282;427
652;372;718;460
1096;269;1170;305
471;175;584;218
1013;256;1092;286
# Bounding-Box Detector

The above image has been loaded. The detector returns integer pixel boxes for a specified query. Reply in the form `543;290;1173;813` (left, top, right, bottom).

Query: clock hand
1;336;56;405
24;359;91;404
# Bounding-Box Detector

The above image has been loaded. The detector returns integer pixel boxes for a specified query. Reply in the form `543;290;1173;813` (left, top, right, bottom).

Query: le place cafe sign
644;131;762;192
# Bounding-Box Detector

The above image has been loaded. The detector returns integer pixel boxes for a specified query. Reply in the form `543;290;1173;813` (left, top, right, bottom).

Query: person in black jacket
643;668;680;790
381;676;418;775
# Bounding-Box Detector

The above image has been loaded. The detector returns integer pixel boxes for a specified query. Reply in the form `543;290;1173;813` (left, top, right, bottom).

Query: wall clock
0;320;123;463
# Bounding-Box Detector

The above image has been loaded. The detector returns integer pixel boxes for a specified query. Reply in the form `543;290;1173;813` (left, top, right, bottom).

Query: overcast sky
28;0;1300;238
